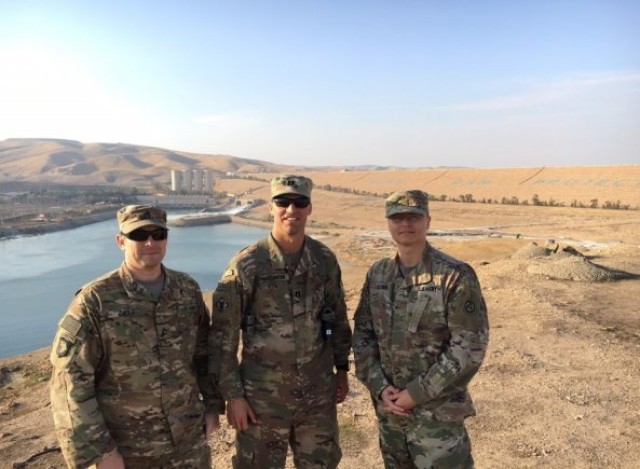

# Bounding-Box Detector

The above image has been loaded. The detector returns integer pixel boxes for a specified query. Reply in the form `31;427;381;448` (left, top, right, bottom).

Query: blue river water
0;214;267;358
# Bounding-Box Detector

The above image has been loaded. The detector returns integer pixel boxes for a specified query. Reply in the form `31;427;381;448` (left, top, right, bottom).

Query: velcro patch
260;274;286;281
60;315;83;336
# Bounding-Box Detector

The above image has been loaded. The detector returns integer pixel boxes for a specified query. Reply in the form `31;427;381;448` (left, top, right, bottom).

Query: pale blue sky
1;1;638;168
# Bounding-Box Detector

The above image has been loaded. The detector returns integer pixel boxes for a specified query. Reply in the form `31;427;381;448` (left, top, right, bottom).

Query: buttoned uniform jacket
353;244;489;421
50;263;222;469
211;234;352;406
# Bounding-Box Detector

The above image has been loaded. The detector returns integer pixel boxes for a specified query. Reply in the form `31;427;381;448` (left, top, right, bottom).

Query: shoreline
0;207;269;241
0;209;117;240
0;346;51;363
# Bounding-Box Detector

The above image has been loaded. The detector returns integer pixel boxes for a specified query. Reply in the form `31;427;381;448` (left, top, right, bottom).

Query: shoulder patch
56;337;74;357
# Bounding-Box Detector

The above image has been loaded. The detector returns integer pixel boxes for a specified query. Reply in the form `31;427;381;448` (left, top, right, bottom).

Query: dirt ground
1;200;639;469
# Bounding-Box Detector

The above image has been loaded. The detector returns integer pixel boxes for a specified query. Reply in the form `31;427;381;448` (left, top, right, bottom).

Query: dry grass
263;166;640;209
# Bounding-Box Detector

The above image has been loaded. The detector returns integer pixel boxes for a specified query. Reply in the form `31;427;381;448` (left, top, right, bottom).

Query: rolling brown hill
1;138;639;209
0;138;292;187
218;165;640;212
272;166;640;210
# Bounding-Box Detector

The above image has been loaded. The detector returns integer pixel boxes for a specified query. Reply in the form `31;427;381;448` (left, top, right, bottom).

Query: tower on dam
170;168;215;193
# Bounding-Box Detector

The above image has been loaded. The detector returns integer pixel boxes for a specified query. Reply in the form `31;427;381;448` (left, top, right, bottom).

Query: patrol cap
270;174;313;199
117;204;168;234
385;190;429;218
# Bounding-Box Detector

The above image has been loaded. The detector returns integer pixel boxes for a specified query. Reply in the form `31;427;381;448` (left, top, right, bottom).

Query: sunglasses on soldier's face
122;228;168;241
272;197;310;208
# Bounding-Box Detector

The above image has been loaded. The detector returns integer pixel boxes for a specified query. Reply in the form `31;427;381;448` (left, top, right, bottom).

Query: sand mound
512;242;585;260
527;255;630;282
511;242;555;259
513;241;630;281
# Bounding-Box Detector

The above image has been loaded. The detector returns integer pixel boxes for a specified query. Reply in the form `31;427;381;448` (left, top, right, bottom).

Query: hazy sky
1;1;638;168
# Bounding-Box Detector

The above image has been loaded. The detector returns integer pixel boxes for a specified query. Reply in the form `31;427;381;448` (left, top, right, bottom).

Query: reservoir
0;214;268;358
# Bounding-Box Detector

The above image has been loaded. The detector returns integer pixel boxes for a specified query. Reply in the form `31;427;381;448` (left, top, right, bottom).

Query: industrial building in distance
170;168;215;194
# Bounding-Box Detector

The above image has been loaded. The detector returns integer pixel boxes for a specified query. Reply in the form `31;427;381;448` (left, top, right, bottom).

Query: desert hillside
263;166;640;210
0;138;292;187
1;138;639;210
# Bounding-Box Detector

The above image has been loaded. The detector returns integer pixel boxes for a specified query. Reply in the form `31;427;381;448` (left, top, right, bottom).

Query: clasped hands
380;385;416;417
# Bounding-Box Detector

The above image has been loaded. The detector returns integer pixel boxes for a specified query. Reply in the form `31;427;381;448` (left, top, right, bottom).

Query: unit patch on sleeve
56;337;74;357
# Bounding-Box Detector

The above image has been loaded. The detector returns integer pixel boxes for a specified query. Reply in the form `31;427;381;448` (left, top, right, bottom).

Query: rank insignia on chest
464;300;476;314
215;297;230;313
294;290;302;302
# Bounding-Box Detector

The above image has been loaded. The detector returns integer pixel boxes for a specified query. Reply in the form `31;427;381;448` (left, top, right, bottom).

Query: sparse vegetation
238;178;636;211
337;414;368;448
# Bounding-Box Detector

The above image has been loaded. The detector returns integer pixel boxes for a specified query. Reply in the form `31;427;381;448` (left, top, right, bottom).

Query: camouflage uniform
50;262;222;468
212;233;352;469
353;191;489;469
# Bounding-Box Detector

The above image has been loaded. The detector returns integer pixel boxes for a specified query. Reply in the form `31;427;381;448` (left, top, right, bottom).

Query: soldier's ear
115;233;126;250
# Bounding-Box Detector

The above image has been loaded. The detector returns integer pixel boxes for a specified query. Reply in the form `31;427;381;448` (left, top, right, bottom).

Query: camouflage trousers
376;410;474;469
89;439;211;469
232;397;341;469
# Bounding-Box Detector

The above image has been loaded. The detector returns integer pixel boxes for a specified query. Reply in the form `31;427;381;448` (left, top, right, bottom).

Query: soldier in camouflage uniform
211;175;352;468
50;205;223;469
352;191;489;469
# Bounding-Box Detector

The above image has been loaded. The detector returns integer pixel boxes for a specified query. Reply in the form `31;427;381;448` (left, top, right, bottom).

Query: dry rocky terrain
2;138;639;209
1;196;639;469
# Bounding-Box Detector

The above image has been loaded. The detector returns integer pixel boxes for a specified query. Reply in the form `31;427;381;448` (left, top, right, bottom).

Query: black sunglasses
272;197;310;208
123;228;168;242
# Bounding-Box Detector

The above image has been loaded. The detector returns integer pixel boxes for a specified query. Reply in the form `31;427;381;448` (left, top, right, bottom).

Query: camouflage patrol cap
385;190;429;218
117;204;168;234
271;174;313;198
